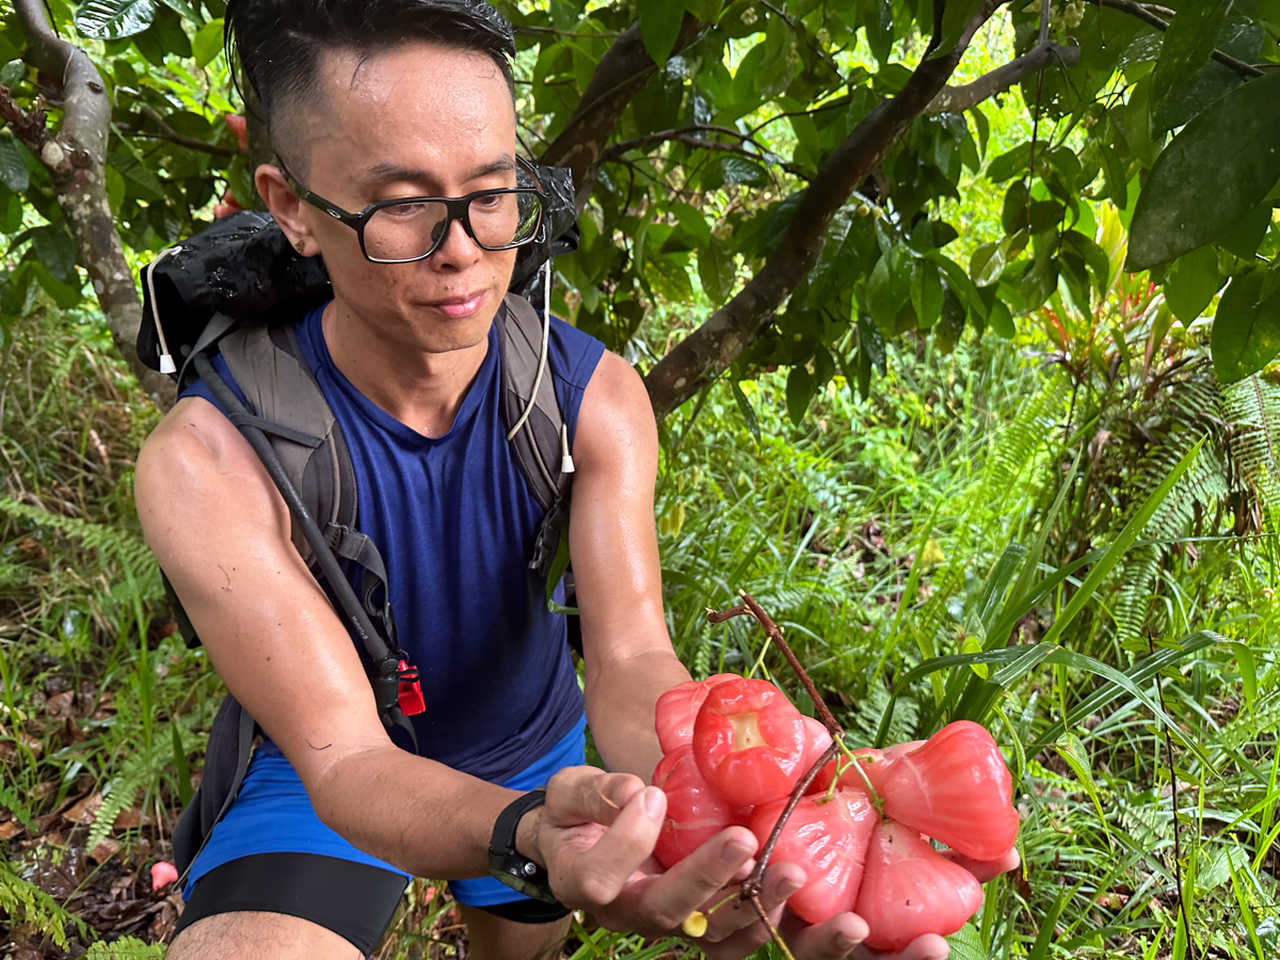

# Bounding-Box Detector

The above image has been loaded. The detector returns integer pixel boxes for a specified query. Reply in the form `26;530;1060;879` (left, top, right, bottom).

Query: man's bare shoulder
574;350;656;471
135;396;288;543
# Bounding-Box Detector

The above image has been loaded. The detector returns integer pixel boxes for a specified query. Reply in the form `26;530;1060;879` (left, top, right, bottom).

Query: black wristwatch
487;788;560;903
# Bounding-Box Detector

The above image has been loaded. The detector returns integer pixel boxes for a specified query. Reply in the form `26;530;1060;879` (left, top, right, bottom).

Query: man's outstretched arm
568;349;691;781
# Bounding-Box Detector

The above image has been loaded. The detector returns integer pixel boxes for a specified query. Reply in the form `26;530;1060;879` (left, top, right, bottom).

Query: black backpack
137;174;581;875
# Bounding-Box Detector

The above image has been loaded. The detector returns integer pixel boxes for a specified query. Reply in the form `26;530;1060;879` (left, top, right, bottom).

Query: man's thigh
168;910;364;960
170;852;408;957
458;903;572;960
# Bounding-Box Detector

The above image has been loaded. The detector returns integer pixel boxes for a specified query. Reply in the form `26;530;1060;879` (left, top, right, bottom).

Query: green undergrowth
653;331;1279;958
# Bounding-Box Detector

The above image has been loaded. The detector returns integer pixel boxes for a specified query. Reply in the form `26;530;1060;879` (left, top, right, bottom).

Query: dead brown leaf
45;691;76;718
63;791;104;825
88;838;121;864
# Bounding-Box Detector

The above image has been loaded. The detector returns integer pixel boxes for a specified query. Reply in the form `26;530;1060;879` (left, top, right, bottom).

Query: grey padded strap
499;294;570;512
220;323;357;567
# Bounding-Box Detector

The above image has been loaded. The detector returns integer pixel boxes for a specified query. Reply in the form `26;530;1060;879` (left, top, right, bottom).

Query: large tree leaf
1128;71;1280;270
637;0;684;66
1211;268;1280;383
1164;245;1224;324
0;135;29;193
74;0;157;38
1149;0;1232;132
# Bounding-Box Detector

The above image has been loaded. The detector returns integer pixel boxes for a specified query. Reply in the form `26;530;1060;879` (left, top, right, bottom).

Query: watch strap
488;789;559;903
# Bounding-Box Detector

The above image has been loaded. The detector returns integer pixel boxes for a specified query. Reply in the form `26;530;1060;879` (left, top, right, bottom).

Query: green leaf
928;0;985;59
697;242;734;303
29;224;79;283
1164;245;1223;324
969;242;1004;288
1128;71;1280;270
865;251;905;325
74;0;157;38
638;0;685;66
0;190;21;235
1228;641;1257;707
729;379;760;442
785;364;813;426
1000;181;1029;234
0;134;29;192
934;289;966;353
1150;0;1233;132
191;17;223;67
1211;268;1280;383
911;258;943;329
987;298;1014;338
945;923;985;960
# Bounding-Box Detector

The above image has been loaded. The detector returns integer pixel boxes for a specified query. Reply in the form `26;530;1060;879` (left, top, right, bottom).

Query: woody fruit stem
704;591;847;930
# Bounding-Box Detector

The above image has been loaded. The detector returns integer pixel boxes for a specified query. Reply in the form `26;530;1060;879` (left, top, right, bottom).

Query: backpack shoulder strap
497;294;574;580
219;324;355;567
218;323;400;647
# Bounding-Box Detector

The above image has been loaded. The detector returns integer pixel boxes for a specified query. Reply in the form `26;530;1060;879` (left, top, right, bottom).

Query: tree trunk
11;0;176;408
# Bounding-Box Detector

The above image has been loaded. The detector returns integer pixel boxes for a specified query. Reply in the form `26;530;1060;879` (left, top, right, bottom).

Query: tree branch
925;40;1081;114
643;1;1005;417
598;124;809;179
12;0;176;407
1091;0;1264;78
539;15;703;206
124;104;238;157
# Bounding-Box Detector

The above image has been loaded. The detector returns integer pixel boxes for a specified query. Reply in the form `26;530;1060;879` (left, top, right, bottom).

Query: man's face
290;42;519;355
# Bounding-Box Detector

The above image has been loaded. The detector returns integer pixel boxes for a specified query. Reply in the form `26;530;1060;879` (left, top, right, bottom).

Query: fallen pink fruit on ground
150;860;179;890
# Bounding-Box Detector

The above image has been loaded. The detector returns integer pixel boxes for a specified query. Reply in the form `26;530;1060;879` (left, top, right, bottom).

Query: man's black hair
224;0;516;164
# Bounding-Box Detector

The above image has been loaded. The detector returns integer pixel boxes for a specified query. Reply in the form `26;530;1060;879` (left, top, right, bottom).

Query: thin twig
744;741;840;899
736;591;843;738
747;894;797;960
1150;636;1192;957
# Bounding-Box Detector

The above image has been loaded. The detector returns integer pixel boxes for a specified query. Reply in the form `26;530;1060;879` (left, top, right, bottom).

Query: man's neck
320;301;491;438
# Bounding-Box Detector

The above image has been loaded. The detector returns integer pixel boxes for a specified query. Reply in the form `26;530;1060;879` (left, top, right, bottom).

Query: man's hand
534;767;1020;960
535;766;809;954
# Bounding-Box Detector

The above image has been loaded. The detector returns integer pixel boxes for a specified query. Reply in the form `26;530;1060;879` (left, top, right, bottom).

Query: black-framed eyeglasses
276;155;547;264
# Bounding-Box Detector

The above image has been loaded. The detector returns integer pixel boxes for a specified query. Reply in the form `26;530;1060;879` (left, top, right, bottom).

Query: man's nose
430;215;482;266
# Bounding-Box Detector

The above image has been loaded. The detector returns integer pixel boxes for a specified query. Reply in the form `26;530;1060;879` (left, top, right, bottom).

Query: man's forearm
584;647;690;780
306;743;529;878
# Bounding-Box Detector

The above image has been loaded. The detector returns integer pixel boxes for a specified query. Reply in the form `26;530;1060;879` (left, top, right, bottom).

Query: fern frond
0;858;85;949
87;749;159;852
1220;374;1280;532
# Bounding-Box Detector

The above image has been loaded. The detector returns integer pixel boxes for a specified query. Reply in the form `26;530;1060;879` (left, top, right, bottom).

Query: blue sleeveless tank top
184;303;605;781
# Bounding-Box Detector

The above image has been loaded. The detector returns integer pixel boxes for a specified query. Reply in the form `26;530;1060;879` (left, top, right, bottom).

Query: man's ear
257;163;314;256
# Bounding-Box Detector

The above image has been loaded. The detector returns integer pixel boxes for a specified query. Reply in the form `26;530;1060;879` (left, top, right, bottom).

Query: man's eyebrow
361;156;517;188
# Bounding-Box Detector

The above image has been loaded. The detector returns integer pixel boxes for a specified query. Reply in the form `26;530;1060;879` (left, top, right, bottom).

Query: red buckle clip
396;659;426;716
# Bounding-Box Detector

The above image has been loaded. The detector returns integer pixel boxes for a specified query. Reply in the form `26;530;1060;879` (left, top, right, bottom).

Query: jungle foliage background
2;0;1280;955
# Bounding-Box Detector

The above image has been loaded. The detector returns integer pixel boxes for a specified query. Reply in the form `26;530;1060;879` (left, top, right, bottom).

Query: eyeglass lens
364;191;543;261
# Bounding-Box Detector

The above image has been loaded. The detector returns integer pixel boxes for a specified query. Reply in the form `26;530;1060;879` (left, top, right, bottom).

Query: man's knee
458;903;571;960
168;910;366;960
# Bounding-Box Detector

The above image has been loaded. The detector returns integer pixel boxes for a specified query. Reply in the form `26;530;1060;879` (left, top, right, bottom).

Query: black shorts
172;853;570;954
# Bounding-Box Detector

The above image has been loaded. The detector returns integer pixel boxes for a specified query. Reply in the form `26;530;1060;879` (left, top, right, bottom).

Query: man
135;2;1010;957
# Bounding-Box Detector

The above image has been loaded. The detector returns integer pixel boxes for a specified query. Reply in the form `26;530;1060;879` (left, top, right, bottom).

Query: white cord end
159;353;176;375
560;423;575;475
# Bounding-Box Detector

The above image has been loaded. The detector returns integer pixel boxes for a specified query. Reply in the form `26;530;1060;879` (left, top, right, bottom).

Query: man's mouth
425;291;486;319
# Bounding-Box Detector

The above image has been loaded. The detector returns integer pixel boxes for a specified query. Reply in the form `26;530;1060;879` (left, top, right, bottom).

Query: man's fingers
627;826;760;932
851;932;949;960
786;912;869;960
549;782;665;906
545;766;647;827
944;845;1020;882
